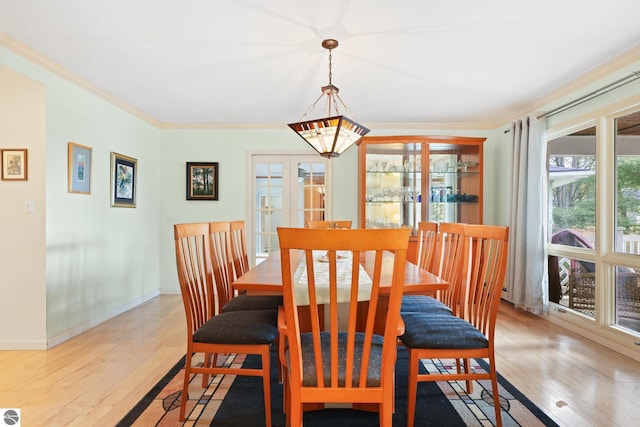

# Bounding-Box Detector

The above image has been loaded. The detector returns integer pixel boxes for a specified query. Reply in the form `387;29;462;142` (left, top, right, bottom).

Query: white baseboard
0;339;48;350
45;289;160;349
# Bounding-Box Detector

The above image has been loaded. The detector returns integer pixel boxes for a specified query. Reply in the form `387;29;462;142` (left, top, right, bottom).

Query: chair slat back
278;227;409;393
415;221;439;272
209;221;235;311
462;224;509;336
174;223;217;335
230;220;250;280
434;222;467;315
305;220;353;229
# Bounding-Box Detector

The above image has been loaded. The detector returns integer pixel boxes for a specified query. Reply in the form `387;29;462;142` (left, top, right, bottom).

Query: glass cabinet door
362;142;425;234
429;144;481;224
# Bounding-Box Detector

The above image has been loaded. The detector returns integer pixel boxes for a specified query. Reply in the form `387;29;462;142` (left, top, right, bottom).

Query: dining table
233;249;449;333
233;250;448;294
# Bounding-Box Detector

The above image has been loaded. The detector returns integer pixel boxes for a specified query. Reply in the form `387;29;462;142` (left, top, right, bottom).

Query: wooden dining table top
232;250;448;295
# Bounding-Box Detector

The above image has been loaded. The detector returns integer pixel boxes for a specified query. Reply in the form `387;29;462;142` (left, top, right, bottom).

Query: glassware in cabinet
428;143;482;224
362;141;423;234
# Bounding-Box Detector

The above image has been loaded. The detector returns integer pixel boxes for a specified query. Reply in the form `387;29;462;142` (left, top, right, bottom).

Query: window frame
546;104;640;348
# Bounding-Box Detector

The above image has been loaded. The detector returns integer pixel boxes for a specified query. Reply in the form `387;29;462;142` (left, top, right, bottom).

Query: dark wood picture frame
1;148;28;181
111;152;137;207
186;162;218;200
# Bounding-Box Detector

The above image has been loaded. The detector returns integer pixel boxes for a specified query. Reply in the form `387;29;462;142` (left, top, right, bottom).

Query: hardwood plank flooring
1;295;639;426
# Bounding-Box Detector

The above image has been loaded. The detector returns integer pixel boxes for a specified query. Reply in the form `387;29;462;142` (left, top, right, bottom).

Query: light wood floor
1;295;640;427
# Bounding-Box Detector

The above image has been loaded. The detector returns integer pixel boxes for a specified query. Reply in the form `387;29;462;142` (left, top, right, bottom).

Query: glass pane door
251;154;329;265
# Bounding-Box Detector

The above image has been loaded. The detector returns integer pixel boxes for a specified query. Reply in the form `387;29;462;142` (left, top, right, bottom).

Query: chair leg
289;394;302;427
463;358;473;393
407;350;420;427
180;352;193;421
262;346;273;427
380;387;393;427
202;352;211;387
489;358;502;427
275;334;283;383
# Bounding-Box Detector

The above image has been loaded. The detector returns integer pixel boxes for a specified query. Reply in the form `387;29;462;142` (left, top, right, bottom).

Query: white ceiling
2;0;640;128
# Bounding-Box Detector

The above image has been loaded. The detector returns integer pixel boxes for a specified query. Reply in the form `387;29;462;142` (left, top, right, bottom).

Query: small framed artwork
1;149;28;181
111;152;137;208
186;162;219;200
67;142;92;194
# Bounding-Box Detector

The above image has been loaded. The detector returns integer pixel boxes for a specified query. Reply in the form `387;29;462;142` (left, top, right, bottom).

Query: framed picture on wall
1;148;28;181
186;162;219;200
111;152;137;207
67;142;92;194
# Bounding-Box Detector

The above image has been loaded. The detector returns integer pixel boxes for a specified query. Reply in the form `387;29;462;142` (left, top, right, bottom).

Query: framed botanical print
1;149;28;181
111;152;137;207
68;142;92;194
186;162;219;200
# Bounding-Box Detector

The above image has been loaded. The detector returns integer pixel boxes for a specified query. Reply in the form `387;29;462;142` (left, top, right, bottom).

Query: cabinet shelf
365;201;421;205
429;171;479;176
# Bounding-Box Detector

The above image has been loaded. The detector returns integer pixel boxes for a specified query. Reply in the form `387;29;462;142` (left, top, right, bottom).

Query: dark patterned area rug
117;349;558;426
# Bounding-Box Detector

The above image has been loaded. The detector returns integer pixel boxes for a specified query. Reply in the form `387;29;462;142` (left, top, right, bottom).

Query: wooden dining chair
401;222;466;316
229;219;250;279
415;221;439;272
277;227;411;426
173;222;278;424
209;221;282;313
305;220;353;229
400;224;509;427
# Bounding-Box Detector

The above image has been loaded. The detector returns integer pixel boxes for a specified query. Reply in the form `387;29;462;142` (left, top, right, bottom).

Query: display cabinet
357;135;485;261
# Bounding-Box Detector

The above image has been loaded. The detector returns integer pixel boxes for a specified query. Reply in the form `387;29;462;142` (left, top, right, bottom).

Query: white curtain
505;115;549;314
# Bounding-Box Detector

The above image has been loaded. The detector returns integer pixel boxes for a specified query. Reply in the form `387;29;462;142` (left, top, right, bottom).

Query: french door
249;154;330;265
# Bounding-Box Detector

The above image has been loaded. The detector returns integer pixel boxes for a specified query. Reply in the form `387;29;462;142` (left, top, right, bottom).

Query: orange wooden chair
277;227;410;426
415;221;439;272
173;222;278;424
400;224;509;427
210;221;282;313
229;219;251;279
305;220;353;229
401;222;466;316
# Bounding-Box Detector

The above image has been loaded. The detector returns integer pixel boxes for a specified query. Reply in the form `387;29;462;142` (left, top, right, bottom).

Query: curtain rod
504;118;529;134
537;69;640;120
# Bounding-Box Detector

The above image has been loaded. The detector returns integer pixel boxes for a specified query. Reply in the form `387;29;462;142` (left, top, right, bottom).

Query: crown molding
497;44;640;126
0;32;161;128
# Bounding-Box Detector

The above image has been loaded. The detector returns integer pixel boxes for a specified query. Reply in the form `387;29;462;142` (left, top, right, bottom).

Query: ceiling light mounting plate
322;39;339;50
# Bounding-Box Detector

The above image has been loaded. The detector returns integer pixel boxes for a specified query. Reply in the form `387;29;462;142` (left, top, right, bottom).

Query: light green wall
1;46;162;347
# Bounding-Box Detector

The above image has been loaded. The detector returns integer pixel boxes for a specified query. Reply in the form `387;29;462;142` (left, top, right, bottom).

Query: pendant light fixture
288;39;370;158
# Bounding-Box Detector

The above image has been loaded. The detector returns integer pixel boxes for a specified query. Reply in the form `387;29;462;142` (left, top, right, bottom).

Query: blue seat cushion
400;312;488;349
401;295;452;314
192;309;278;345
222;294;282;313
290;332;385;387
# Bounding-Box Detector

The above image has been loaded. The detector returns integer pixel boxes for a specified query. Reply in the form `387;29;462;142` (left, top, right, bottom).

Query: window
548;126;596;247
614;111;640;255
613;111;640;332
548;109;640;336
547;126;596;316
